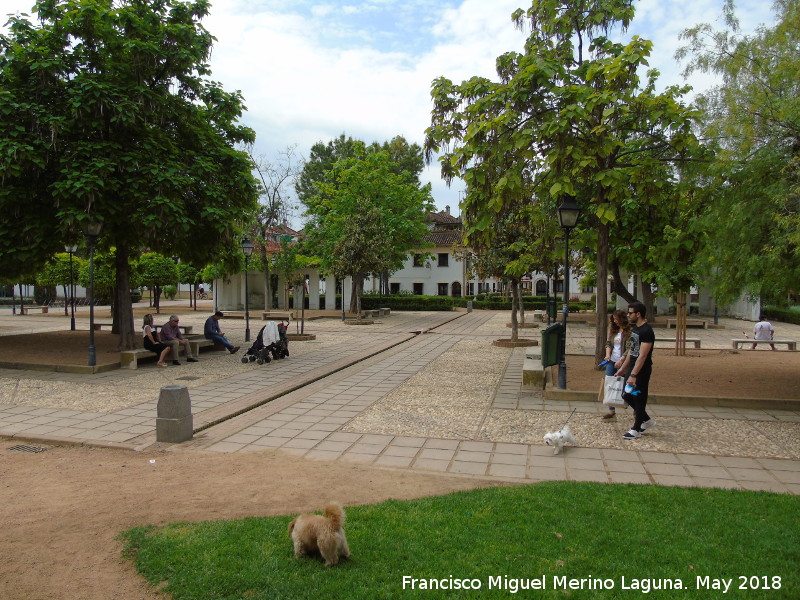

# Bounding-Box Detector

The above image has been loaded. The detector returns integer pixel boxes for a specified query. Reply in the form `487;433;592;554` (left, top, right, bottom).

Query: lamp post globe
241;237;254;342
556;196;581;390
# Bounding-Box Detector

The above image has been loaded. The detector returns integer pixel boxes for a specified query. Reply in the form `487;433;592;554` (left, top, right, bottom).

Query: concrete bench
731;339;796;351
120;338;220;369
262;311;293;321
655;336;701;348
18;306;49;314
666;318;707;329
120;348;158;369
93;322;193;335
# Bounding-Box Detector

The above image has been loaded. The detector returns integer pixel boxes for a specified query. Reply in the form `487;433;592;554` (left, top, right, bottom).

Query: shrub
163;285;177;300
763;306;800;325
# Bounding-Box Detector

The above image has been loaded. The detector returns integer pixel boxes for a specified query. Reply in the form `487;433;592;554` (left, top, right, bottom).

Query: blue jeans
206;334;233;351
605;361;619;376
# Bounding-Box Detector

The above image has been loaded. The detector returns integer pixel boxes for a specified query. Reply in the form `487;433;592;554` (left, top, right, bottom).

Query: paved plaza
1;304;799;494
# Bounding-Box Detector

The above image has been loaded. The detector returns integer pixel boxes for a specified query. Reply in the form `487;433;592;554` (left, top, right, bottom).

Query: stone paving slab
1;309;799;494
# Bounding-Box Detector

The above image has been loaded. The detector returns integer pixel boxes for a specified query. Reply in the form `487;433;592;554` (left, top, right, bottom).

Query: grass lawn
121;482;798;599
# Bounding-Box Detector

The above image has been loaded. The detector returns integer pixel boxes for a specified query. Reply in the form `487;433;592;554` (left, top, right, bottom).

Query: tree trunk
610;259;637;305
263;261;273;311
641;278;655;323
154;286;161;314
18;283;24;313
594;221;610;363
111;283;119;334
510;279;519;342
115;242;137;350
516;281;525;325
350;274;363;316
63;284;69;316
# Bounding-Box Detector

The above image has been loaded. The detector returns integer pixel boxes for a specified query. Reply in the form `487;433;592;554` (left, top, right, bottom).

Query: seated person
204;311;240;354
142;314;170;367
160;314;198;364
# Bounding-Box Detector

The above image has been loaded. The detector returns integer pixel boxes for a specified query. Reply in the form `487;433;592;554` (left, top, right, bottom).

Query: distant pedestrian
751;315;776;351
617;302;657;440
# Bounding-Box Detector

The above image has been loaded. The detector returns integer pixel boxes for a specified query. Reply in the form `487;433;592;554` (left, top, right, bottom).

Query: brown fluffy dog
288;503;350;566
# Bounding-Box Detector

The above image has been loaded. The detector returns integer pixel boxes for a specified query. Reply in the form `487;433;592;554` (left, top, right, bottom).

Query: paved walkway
1;307;798;494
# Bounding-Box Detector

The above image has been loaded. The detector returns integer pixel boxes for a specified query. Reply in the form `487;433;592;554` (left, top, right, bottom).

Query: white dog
543;424;577;455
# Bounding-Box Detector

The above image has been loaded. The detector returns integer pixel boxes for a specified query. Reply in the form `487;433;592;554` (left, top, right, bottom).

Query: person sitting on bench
142;314;170;367
161;315;198;364
204;311;240;354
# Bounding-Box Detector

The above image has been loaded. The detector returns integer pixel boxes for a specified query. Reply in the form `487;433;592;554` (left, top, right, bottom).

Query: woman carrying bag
598;309;631;420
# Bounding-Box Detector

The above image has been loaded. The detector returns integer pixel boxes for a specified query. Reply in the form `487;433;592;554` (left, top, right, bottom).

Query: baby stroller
241;320;289;365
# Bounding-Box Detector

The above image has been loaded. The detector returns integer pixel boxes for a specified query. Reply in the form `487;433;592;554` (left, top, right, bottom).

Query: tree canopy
303;146;434;314
425;0;704;357
0;0;259;347
678;0;800;303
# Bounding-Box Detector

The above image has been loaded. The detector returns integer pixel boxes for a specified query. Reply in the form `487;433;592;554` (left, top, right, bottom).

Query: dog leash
561;408;577;429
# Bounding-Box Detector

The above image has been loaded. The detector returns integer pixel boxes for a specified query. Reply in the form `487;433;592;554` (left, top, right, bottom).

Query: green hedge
358;294;593;312
360;295;455;311
763;306;800;325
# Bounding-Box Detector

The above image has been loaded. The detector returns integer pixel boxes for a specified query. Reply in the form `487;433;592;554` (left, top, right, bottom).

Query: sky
1;0;776;223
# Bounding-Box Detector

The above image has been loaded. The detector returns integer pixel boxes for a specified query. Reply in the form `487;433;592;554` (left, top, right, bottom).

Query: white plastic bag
603;376;627;406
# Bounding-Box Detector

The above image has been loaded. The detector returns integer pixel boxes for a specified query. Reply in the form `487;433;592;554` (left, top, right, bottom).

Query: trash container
541;322;562;367
546;297;557;322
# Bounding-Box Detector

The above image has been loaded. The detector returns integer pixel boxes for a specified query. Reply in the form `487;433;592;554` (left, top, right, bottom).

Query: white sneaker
641;418;657;432
622;429;641;440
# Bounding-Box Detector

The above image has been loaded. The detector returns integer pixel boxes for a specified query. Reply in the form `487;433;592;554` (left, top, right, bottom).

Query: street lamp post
65;244;78;331
241;237;254;342
82;221;103;367
556;196;581;390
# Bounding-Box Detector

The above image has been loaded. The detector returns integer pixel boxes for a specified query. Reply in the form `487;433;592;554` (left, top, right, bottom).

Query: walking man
204;311;240;354
618;301;656;440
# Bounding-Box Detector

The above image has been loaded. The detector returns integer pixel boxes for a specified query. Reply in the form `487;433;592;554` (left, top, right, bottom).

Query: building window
467;283;474;296
535;280;547;296
413;282;424;295
555;280;564;294
582;284;595;293
390;282;400;294
413;254;424;267
437;283;448;296
438;253;449;267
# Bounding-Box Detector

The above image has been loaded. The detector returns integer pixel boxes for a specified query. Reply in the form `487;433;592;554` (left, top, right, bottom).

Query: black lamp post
65;244;78;331
241;237;253;342
82;221;103;367
557;195;581;390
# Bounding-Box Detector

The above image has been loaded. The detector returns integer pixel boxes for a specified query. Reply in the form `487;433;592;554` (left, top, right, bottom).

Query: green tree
425;0;703;359
303;148;434;315
178;262;200;309
36;253;85;316
678;0;800;303
139;253;179;315
250;146;301;310
0;0;259;349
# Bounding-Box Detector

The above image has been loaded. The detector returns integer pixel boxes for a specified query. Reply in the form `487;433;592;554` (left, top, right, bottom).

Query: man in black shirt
619;301;657;439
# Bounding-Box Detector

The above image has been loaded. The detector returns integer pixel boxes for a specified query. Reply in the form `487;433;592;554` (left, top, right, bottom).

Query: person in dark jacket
204;311;240;354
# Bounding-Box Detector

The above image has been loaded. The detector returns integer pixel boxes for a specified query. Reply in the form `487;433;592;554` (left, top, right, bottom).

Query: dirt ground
1;327;798;599
0;443;499;600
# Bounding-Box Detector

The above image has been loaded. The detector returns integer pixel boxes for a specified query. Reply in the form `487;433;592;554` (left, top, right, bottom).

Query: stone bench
666;318;707;329
731;339;796;351
655;336;701;348
18;306;49;314
262;311;293;321
120;338;219;369
93;323;193;335
380;307;391;316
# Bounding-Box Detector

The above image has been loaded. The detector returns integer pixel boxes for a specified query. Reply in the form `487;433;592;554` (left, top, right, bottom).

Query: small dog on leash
543;423;577;455
288;502;350;566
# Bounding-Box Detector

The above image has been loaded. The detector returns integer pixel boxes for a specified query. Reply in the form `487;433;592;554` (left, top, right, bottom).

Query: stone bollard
156;385;193;443
467;301;473;313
